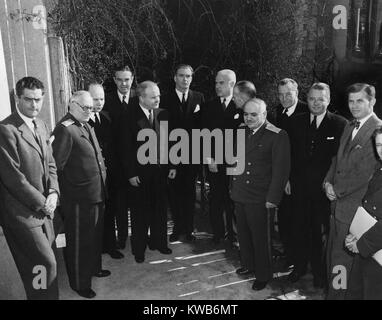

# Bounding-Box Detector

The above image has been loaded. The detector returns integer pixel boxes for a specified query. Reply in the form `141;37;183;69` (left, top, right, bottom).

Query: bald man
231;98;290;291
52;91;110;299
201;69;243;245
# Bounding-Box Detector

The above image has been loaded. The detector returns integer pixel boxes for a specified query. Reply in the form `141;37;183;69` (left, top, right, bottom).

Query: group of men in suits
1;69;380;300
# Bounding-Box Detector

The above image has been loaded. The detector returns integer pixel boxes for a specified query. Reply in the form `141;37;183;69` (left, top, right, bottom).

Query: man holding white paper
323;83;382;299
345;127;382;300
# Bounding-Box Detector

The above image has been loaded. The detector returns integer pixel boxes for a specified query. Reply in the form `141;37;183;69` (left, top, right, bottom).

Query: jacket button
248;163;251;166
364;200;368;203
373;206;377;210
246;181;250;184
247;172;250;175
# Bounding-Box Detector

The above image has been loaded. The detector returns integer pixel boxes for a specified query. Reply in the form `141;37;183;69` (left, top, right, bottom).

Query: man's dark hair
235;80;257;98
114;65;133;77
174;64;194;76
15;76;45;97
347;83;376;101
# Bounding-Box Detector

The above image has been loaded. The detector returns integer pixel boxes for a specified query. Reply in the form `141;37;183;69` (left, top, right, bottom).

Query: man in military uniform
231;98;290;290
52;91;110;299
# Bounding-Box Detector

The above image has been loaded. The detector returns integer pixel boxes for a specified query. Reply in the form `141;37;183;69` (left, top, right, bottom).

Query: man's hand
345;233;359;254
266;202;277;209
206;157;218;173
168;169;176;180
324;182;337;201
43;192;58;215
285;181;291;195
129;176;141;187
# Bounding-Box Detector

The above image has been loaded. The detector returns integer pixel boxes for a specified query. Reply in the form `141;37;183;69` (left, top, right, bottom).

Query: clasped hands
42;192;58;217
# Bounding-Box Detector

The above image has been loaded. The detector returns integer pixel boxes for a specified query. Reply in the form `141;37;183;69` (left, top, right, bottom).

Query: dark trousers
2;219;58;300
128;167;168;257
326;216;355;300
235;202;273;282
61;201;104;291
277;193;293;262
168;164;197;236
291;189;330;278
207;170;235;240
114;186;129;247
347;254;382;300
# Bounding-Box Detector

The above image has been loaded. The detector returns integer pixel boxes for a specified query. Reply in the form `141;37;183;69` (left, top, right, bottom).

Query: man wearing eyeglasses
52;91;109;299
0;76;59;300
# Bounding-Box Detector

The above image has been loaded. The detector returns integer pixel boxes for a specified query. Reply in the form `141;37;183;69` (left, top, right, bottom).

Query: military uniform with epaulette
231;121;290;283
52;113;107;292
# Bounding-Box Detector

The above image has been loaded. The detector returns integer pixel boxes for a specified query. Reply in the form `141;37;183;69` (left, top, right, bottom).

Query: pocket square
355;145;362;149
327;137;335;140
194;104;200;113
234;113;240;120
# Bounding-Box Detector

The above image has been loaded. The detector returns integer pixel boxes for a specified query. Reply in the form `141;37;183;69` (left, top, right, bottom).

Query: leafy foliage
48;0;334;107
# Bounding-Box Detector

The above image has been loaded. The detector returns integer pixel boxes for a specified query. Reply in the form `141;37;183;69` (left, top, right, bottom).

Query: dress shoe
169;233;179;242
135;255;145;263
108;250;124;259
117;241;126;250
75;288;96;299
252;280;268;291
157;247;172;255
94;269;111;278
184;234;196;242
288;270;305;283
236;267;252;276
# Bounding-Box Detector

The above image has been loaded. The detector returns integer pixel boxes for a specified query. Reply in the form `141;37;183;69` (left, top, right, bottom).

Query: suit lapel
349;115;378;151
17;120;43;158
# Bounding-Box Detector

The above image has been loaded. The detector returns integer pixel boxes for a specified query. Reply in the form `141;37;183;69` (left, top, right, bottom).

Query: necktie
311;115;317;130
352;120;361;129
181;93;186;113
32;120;42;149
148;110;154;127
95;113;101;126
122;95;127;104
221;98;226;111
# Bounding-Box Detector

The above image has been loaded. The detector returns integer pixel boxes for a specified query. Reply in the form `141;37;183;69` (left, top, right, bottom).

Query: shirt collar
139;104;151;119
283;100;298;117
175;89;189;102
17;108;35;132
221;95;233;107
356;112;374;130
117;90;130;103
310;112;326;128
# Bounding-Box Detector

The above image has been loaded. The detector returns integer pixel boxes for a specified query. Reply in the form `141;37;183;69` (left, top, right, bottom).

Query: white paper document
350;206;382;266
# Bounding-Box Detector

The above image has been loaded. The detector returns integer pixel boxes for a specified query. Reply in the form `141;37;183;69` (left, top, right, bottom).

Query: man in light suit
324;83;382;299
160;64;205;242
288;83;347;287
52;91;110;299
201;69;243;245
0;77;59;300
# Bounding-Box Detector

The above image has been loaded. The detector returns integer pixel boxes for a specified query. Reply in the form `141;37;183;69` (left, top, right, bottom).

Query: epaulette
239;122;246;128
61;119;75;127
265;123;281;134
